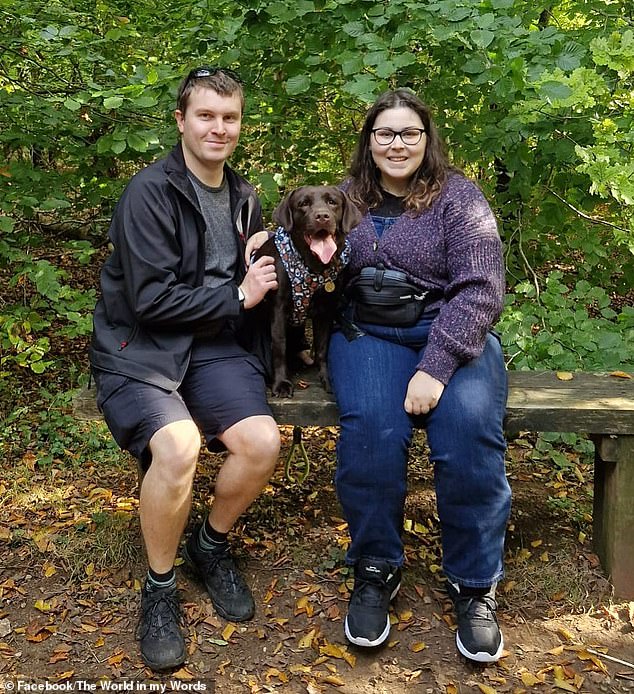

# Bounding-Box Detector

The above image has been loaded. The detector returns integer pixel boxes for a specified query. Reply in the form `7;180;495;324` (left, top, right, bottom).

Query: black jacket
89;143;264;390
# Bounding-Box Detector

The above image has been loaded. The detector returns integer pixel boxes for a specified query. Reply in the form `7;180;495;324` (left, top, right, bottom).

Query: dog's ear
272;190;297;231
340;191;363;233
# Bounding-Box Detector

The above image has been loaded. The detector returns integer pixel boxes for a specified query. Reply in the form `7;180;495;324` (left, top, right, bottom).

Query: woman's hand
404;370;445;415
245;231;270;265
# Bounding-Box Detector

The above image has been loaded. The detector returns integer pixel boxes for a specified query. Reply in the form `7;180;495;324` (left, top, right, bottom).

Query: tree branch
546;187;629;233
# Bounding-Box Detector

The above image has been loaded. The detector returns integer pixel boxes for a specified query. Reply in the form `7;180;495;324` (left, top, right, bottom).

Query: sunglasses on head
186;66;242;85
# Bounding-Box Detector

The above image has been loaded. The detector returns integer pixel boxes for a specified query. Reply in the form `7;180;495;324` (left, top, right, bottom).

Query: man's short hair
176;67;244;114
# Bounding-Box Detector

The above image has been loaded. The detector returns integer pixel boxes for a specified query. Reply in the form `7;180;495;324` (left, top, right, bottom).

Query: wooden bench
74;370;634;599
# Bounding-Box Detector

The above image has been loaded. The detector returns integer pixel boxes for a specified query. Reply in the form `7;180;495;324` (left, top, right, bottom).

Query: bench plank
265;370;634;435
75;370;634;434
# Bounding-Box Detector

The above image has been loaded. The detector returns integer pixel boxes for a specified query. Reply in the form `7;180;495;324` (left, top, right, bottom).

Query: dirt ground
1;425;633;693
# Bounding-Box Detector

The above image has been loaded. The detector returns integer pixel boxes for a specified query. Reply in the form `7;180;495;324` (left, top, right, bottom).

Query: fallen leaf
476;685;497;694
556;372;574;381
34;599;53;612
553;679;577;692
322;675;345;686
106;650;125;666
557;627;575;642
609;371;632;379
411;642;427;652
25;623;56;642
502;580;517;593
222;623;236;641
521;671;544;686
43;562;57;578
172;667;195;680
298;628;316;649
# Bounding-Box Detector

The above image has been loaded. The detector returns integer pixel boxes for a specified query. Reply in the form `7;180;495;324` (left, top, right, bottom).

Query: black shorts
93;334;272;465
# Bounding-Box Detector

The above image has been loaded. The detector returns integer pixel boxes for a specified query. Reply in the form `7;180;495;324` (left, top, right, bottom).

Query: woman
247;88;510;663
327;89;510;663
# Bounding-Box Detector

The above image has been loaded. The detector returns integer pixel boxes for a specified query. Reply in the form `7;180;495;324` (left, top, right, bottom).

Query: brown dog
254;186;362;397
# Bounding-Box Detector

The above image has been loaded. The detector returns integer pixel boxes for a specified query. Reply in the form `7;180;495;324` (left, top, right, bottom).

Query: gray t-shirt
188;172;238;288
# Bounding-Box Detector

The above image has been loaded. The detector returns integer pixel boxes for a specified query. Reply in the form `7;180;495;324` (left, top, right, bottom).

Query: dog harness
273;226;351;325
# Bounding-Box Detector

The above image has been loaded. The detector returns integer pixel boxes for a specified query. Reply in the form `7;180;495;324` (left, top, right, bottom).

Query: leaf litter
0;426;632;691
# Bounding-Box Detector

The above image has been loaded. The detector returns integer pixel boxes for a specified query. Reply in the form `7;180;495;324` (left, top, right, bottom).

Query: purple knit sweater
345;173;505;385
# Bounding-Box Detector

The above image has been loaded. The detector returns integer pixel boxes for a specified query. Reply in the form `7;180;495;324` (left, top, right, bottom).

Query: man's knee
222;416;281;466
148;419;201;480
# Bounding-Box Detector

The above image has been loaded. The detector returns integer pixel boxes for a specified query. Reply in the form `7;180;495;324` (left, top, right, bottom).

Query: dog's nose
315;211;331;222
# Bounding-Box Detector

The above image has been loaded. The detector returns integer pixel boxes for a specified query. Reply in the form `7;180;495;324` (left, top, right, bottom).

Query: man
90;67;280;671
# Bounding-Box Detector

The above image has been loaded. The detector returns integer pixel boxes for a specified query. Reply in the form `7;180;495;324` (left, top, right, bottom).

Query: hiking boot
344;558;401;648
182;524;255;622
136;583;186;671
447;582;504;663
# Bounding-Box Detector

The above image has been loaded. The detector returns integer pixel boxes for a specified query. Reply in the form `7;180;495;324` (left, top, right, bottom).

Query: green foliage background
1;0;633;385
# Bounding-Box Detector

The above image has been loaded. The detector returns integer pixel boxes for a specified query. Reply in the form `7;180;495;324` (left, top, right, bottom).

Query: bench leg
592;435;634;599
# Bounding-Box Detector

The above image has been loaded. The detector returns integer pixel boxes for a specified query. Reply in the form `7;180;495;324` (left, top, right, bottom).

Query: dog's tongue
309;236;337;264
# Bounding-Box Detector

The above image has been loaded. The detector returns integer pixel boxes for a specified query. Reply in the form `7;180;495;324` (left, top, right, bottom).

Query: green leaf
111;139;127;154
538;81;573;102
127;132;148;152
132;95;157;108
63;98;82;111
40;198;71;210
462;57;487;74
103;96;124;109
285;75;311;95
447;7;472;21
0;217;15;233
342;21;365;38
470;29;495;49
556;42;585;71
344;73;382;101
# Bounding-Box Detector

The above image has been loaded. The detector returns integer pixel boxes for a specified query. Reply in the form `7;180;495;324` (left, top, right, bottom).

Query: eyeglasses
186;66;243;85
371;127;426;146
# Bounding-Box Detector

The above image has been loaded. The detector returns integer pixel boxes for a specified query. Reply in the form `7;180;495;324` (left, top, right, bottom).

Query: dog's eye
298;199;310;208
327;197;338;206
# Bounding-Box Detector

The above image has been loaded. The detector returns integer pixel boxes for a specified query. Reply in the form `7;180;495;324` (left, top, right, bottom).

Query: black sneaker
447;583;504;663
182;524;255;622
344;558;401;648
136;583;186;671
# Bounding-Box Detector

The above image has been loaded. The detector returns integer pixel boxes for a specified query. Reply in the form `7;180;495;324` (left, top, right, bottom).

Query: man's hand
245;231;270;265
239;255;278;309
404;370;445;415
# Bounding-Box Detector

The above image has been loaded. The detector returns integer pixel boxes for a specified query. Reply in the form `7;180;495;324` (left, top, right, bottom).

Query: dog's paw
272;379;295;398
319;369;332;393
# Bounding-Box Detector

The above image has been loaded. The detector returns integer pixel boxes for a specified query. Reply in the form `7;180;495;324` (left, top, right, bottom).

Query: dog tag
324;280;336;293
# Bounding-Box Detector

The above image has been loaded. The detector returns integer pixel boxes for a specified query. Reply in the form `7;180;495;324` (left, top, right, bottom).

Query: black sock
199;518;228;551
146;567;176;590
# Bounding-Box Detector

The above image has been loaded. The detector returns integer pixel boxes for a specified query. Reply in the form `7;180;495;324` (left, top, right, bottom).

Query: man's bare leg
209;414;280;532
140;419;201;572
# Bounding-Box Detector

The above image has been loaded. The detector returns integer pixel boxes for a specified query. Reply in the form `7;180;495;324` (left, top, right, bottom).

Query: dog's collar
273;226;350;326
